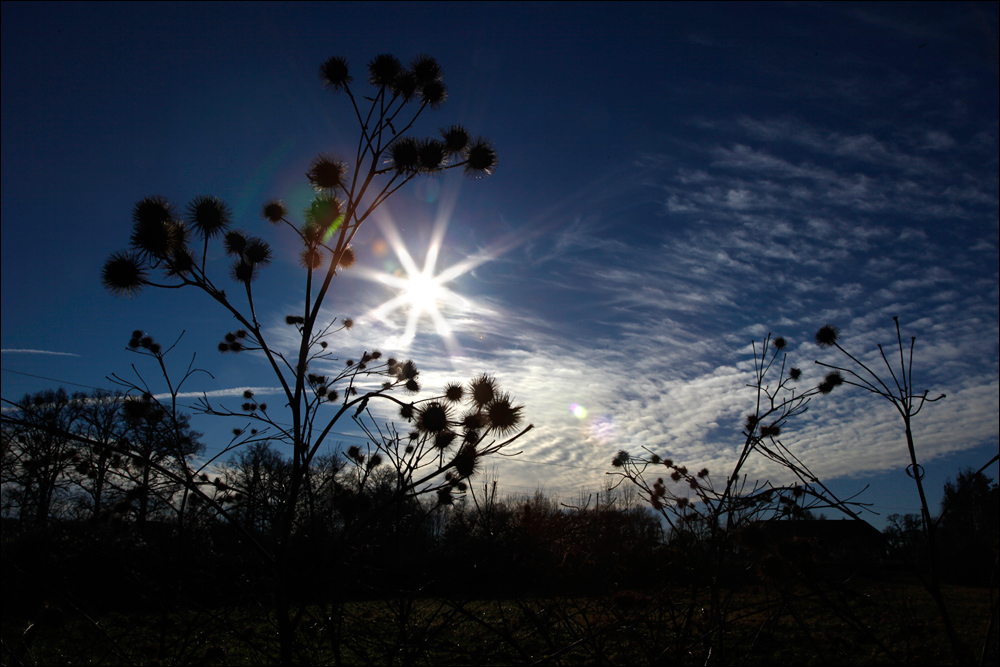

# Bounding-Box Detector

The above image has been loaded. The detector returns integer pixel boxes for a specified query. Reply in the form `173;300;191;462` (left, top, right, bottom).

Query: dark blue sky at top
2;1;998;526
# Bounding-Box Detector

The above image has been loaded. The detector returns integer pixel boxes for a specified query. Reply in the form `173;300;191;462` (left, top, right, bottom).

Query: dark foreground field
3;577;996;666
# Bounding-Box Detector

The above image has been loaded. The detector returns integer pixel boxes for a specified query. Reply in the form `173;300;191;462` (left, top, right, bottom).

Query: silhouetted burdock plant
608;333;878;664
98;52;530;665
810;317;992;664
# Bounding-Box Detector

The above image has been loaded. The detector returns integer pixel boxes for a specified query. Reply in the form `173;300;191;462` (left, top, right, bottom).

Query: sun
355;212;492;353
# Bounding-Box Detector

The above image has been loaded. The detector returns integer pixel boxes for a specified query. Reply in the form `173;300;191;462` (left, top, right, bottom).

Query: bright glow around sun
356;210;496;353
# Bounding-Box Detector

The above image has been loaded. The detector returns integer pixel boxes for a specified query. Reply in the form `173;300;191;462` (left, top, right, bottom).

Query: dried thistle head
815;324;840;347
469;374;498;408
368;54;403;87
417;402;451;433
102;251;147;297
320;56;351;91
441;125;470;155
444;382;464;403
462;137;497;179
485;392;524;436
818;371;845;394
186;195;232;239
261;199;287;224
307;154;348;193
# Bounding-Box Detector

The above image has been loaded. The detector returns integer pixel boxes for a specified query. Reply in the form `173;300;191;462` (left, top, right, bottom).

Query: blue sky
2;1;997;527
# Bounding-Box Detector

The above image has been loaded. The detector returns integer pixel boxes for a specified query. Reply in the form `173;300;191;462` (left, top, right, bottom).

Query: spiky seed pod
405;379;420;393
230;259;257;283
815;325;840;347
398;360;419;380
463;137;497;179
773;336;786;351
131;214;184;260
444;383;464;403
368;453;383;469
698;468;710;478
611;450;630;468
440;125;470;155
789;368;802;381
327;390;338;402
320;56;351;91
224;231;248;256
399;403;414;421
261;199;288;224
228;341;244;352
420;80;447;108
368;54;402;87
434;430;457;450
391;70;418;101
186;195;232;239
389;137;421;174
218;342;229;352
305;196;343;232
670;470;683;482
286;315;305;325
410;54;441;85
338;246;356;269
469;374;498;408
418;139;447;172
102;251;147;297
242;402;255;412
452;445;479;478
140;336;154;349
818;371;845;394
461;410;486;432
225;332;237;343
347;445;363;463
300;248;325;270
485;392;524;435
307;154;348;193
343;318;354;329
417;402;450;433
760;424;781;438
244;238;272;265
243;390;254;399
165;247;195;276
132;195;175;228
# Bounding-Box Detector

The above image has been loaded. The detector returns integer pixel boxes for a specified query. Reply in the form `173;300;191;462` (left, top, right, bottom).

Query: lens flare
570;403;587;419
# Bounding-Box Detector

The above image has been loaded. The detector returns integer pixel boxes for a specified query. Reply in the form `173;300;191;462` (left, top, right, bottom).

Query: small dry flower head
410;54;441;85
368;54;403;87
789;367;802;381
815;324;840;347
452;444;480;478
320;56;351;91
389;137;421;174
102;251;147;297
612;450;630;468
441;124;470;154
818;371;845;394
773;336;786;351
444;382;464;403
187;195;232;239
485;392;524;436
338;246;356;269
469;374;498;407
307;154;348;192
463;136;497;179
261;199;287;224
417;402;450;433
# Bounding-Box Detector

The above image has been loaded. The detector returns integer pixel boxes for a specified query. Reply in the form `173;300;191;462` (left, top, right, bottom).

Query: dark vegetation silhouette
2;53;997;666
